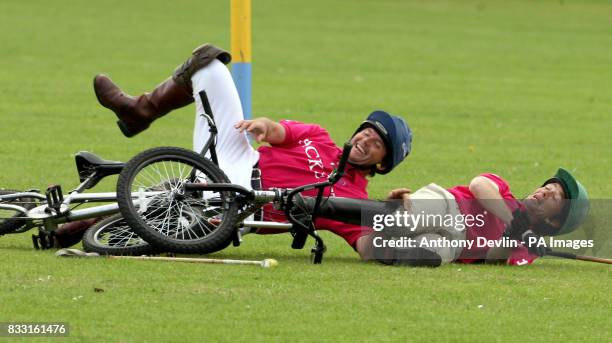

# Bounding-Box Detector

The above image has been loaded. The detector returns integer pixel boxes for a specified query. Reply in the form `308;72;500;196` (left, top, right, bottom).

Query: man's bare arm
468;176;513;225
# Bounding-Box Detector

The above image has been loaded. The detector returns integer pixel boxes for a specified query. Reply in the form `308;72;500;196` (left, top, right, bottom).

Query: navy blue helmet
354;110;412;174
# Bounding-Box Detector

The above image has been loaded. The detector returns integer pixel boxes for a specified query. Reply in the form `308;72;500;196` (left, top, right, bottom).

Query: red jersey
257;120;370;246
448;173;539;266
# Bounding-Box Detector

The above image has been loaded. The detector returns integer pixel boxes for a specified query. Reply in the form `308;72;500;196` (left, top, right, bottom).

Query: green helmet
542;168;589;235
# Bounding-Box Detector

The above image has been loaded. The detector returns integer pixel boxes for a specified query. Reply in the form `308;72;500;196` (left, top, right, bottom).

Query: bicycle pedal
232;229;242;247
32;231;56;250
31;234;39;249
45;185;64;213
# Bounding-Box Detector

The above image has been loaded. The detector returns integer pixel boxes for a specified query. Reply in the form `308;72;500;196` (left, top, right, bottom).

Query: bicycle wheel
82;214;155;256
116;147;239;254
0;189;39;235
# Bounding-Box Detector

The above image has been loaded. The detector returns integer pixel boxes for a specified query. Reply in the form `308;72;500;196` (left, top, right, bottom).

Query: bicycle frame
0;173;163;232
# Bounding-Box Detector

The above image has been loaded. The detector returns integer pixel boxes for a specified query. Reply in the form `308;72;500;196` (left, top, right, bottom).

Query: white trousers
403;183;466;264
190;59;260;190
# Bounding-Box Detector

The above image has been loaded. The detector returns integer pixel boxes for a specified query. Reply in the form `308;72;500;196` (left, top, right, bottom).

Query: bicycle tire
82;214;156;256
116;147;239;254
0;189;39;235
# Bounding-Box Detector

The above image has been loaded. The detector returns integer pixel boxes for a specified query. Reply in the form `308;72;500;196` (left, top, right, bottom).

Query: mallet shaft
108;255;274;267
548;251;612;265
575;255;612;265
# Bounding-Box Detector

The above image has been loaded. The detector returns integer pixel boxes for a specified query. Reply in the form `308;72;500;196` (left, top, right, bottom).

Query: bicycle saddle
74;151;125;186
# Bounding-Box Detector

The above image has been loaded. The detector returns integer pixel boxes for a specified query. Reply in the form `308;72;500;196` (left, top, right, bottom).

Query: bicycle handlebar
327;142;352;184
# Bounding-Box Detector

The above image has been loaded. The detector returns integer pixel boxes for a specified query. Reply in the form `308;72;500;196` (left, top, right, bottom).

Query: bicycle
0;91;354;263
0;145;352;264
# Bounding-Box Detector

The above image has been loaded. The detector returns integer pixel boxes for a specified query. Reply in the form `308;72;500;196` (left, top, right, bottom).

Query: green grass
0;0;611;341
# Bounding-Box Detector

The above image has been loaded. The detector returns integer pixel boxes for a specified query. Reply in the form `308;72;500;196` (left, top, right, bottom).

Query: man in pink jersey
235;115;408;247
316;168;589;266
48;44;411;250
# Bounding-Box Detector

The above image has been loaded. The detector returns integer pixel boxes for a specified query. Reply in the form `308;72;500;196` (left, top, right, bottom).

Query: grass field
1;0;611;341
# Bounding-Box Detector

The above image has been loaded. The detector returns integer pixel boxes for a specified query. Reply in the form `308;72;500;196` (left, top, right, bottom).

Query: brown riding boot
94;43;232;138
93;75;193;137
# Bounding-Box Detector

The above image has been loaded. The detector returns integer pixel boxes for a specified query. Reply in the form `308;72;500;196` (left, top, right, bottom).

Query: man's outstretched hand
234;117;286;144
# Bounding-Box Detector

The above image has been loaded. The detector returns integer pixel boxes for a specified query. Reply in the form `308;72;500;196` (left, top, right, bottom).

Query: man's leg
356;233;444;267
357;183;466;266
93;44;231;137
50;218;99;249
190;59;259;190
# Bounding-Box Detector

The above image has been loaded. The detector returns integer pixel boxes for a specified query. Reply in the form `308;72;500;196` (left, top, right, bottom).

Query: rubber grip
337;142;352;172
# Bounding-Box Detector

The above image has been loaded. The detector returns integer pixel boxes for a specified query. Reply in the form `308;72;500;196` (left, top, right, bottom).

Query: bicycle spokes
130;159;227;241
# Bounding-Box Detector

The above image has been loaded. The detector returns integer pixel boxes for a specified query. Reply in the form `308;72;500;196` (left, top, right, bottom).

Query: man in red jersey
323;169;589;266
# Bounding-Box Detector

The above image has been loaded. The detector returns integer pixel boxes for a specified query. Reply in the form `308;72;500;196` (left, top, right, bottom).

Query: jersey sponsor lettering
300;139;327;179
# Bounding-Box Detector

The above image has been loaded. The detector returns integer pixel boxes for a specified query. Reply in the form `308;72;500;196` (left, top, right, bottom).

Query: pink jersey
257;120;371;246
448;173;539;266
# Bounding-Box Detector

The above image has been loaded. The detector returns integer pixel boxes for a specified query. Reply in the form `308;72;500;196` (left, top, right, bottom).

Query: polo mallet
55;249;278;268
547;250;612;265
